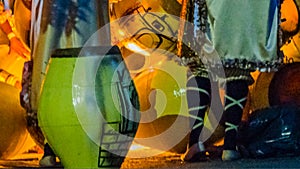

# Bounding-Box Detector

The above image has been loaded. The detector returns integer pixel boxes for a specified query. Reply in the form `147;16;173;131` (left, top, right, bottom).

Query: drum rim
51;46;121;58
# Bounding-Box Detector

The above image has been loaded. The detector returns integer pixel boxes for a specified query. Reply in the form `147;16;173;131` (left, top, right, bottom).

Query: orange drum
281;32;300;63
247;71;275;113
280;0;299;34
0;82;34;159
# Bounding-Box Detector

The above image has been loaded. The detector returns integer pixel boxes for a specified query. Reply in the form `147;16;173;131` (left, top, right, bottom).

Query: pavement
1;147;300;168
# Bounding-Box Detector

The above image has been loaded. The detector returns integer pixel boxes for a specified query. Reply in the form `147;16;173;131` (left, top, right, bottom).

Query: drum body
247;63;300;116
38;46;139;168
269;63;300;107
248;71;275;112
0;82;34;159
132;59;190;153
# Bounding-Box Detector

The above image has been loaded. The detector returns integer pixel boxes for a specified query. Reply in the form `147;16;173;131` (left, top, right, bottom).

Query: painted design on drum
72;46;140;167
110;1;179;54
94;48;140;167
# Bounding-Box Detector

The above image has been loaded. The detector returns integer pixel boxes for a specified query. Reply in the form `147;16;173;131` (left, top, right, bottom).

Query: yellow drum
131;56;190;153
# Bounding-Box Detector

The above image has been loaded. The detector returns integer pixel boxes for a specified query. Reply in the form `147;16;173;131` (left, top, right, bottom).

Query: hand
9;37;30;61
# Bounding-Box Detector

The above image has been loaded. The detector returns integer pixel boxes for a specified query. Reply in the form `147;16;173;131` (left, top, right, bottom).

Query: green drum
38;46;140;168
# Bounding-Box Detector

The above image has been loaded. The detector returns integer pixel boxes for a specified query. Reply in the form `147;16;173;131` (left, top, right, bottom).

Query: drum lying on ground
38;46;140;168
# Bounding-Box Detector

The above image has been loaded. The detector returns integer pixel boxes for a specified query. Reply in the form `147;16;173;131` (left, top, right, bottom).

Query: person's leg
222;80;248;161
182;75;211;162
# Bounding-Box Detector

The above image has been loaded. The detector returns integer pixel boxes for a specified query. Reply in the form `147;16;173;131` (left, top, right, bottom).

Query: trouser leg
222;80;249;150
187;76;211;147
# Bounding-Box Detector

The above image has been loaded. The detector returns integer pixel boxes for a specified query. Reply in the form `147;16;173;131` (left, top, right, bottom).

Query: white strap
225;122;238;132
190;114;204;130
224;95;247;111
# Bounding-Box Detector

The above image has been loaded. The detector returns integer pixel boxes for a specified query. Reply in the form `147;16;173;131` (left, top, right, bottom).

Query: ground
1;149;300;168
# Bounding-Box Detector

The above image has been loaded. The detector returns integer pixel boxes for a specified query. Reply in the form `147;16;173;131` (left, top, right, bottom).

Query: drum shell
248;71;275;112
247;63;300;115
269;63;300;107
0;82;34;159
38;46;139;168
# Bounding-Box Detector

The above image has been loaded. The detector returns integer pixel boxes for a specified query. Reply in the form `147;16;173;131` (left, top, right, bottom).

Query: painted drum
0;82;34;159
38;46;140;168
269;63;300;107
280;0;299;33
248;71;275;112
131;58;190;153
124;53;225;154
281;32;300;63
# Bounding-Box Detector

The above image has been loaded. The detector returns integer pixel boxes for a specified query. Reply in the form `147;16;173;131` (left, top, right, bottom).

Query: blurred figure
180;0;283;162
0;0;30;57
25;0;110;167
0;0;30;89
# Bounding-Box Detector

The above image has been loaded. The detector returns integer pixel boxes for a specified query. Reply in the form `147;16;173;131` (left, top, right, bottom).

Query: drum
280;0;300;60
38;46;140;168
125;53;224;154
0;82;34;159
131;59;190;154
248;71;275;112
280;0;299;34
269;63;300;107
281;32;300;63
